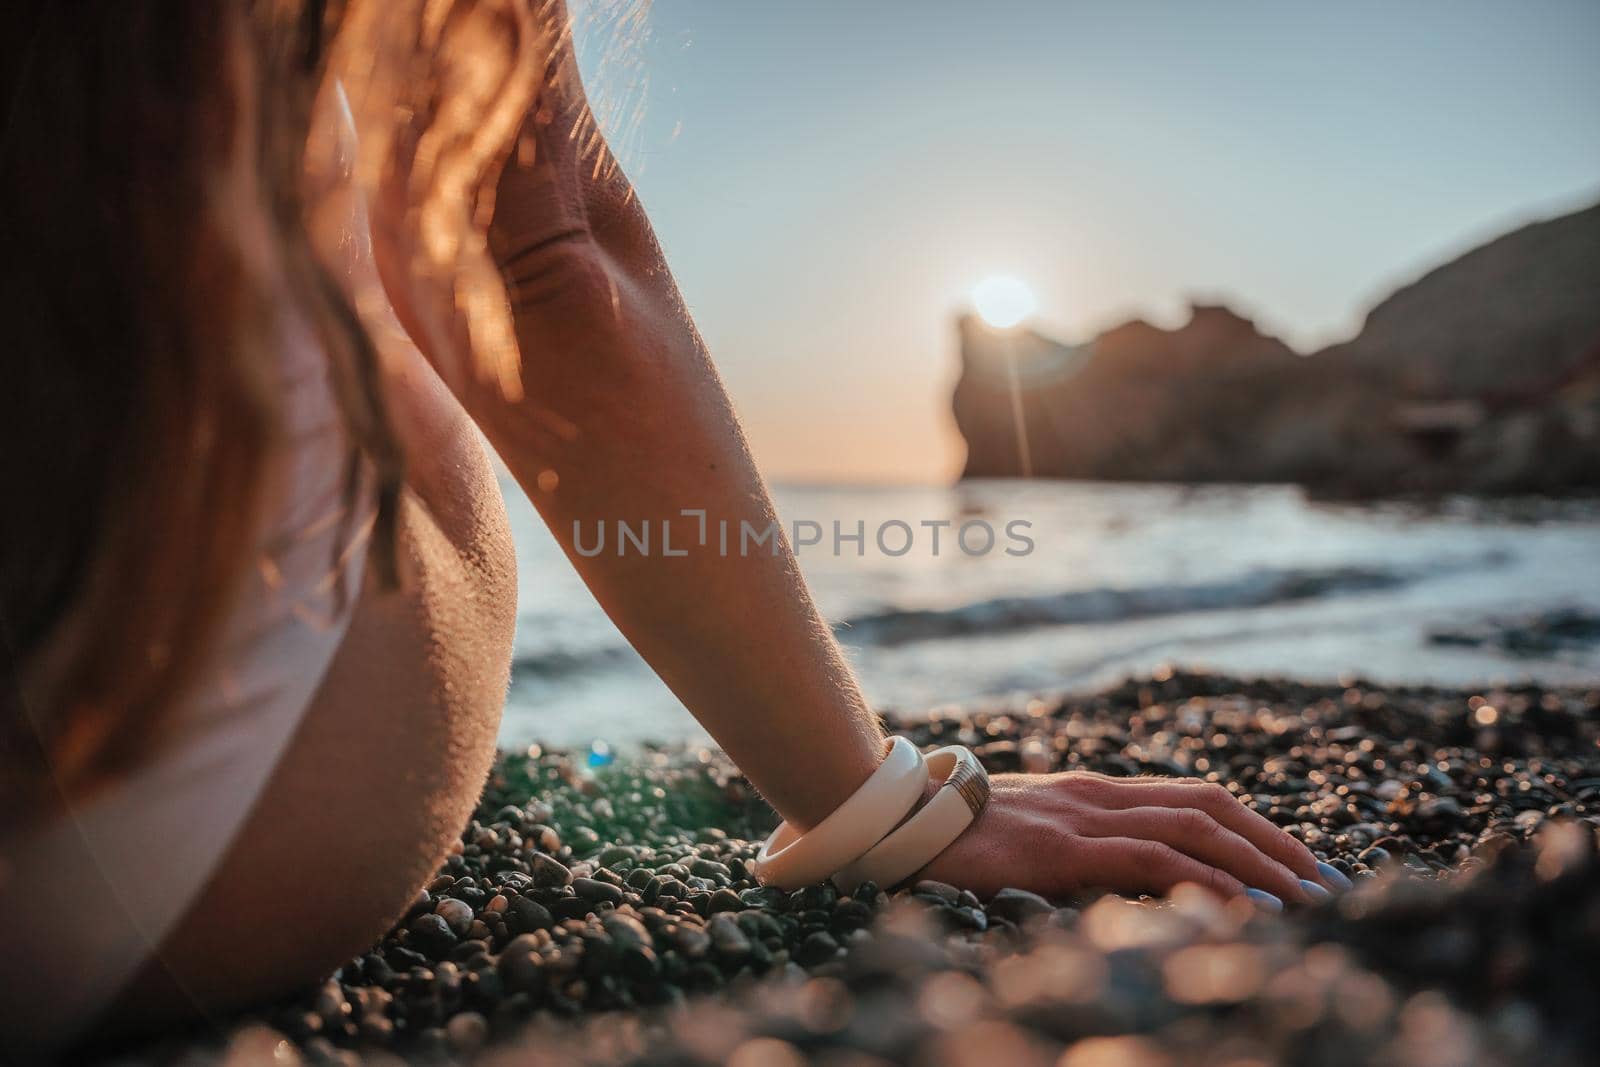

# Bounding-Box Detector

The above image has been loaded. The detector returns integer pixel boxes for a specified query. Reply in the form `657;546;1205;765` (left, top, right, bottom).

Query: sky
572;0;1600;484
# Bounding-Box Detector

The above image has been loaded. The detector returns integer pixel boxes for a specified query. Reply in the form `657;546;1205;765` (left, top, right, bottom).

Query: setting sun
972;275;1038;329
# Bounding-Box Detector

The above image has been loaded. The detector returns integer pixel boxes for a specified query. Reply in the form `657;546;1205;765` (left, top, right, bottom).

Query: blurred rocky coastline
953;202;1600;496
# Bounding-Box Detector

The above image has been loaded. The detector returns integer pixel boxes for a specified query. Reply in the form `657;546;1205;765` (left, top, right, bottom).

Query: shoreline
119;671;1599;1066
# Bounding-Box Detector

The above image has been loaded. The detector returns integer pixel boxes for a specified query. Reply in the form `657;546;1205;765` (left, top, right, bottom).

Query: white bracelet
753;736;928;890
831;745;989;894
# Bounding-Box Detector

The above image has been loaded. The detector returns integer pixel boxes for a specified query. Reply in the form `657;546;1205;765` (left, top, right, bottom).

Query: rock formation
953;201;1600;494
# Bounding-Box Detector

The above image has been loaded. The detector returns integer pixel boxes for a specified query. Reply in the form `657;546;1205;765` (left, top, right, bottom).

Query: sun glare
972;275;1038;329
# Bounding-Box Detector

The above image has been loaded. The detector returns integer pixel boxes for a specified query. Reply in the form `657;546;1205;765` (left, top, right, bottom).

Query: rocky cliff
953;202;1600;494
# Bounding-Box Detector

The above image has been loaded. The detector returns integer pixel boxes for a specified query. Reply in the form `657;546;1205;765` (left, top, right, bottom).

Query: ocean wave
511;644;639;682
509;554;1511;678
833;556;1506;648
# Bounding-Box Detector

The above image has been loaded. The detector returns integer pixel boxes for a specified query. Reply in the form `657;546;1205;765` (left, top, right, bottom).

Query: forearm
475;265;884;829
362;12;888;830
503;365;885;829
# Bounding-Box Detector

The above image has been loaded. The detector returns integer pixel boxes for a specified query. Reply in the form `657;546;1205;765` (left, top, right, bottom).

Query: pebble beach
114;671;1600;1067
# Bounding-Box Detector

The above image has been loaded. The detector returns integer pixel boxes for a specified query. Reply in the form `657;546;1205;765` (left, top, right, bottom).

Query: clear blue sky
573;0;1600;482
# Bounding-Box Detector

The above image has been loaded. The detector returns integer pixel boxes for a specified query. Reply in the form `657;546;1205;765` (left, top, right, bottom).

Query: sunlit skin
110;2;1338;1029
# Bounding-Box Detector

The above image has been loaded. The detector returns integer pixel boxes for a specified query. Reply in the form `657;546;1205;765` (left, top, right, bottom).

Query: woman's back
0;20;519;1043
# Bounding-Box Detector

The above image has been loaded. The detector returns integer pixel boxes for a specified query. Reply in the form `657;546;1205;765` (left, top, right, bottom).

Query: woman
0;0;1344;1053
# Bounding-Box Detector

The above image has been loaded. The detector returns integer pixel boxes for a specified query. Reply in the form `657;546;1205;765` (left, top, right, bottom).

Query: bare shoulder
109;361;519;1030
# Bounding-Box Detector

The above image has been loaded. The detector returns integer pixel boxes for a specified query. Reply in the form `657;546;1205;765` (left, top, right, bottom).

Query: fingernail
1299;879;1332;902
1316;861;1352;892
1244;888;1283;912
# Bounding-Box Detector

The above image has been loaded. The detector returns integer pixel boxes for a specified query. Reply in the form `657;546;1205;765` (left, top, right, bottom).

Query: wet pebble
987;887;1054;925
406;913;455;958
794;931;841;967
572;877;624;905
433;897;474;936
529;853;573;888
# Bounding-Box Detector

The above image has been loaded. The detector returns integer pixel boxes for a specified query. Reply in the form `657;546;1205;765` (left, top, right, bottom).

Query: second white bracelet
832;744;989;894
752;736;928;890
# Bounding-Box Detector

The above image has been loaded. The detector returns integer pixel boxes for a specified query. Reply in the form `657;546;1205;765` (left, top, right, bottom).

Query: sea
499;478;1600;748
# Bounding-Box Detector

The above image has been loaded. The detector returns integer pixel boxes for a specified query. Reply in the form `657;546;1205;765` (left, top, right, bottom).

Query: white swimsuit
0;314;375;1047
0;87;379;1050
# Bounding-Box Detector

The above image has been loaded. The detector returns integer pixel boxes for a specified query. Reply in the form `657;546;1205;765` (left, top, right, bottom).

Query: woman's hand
919;772;1343;906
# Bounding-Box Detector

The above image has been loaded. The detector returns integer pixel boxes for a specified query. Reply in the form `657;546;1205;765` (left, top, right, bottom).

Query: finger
1087;806;1308;902
1066;836;1246;901
1097;778;1325;885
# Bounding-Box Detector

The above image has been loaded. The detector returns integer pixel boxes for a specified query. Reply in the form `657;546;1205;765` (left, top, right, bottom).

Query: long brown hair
0;1;404;827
